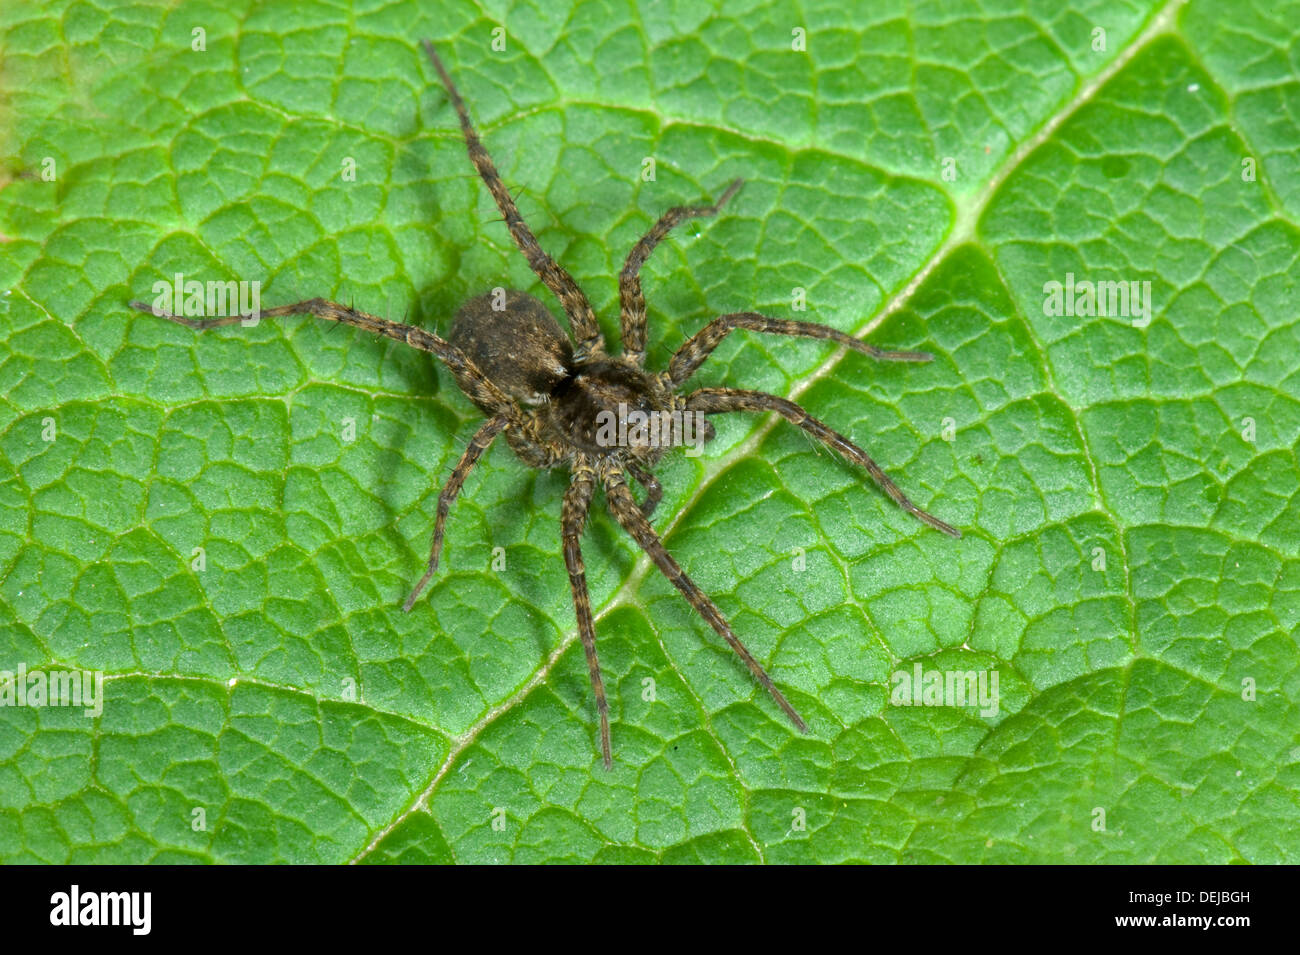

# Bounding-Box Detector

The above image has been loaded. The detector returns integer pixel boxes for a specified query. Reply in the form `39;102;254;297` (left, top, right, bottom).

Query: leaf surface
1;0;1296;863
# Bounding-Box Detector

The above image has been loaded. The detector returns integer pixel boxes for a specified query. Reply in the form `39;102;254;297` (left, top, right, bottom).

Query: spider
131;40;960;769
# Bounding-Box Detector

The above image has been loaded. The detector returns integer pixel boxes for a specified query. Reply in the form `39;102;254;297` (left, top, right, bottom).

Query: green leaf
2;0;1297;864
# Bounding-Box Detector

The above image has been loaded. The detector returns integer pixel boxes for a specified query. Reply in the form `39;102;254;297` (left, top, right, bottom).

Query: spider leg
601;463;808;733
669;312;934;387
625;459;663;518
403;414;510;612
618;179;743;365
686;387;961;537
129;297;521;421
421;40;605;359
562;460;613;768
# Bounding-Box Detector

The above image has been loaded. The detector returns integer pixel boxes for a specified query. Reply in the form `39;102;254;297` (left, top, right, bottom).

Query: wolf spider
132;40;959;768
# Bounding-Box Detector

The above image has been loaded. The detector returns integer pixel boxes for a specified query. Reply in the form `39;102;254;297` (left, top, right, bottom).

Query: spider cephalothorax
132;40;959;768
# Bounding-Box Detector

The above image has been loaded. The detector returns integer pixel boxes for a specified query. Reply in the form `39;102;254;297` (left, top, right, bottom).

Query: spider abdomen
450;289;573;407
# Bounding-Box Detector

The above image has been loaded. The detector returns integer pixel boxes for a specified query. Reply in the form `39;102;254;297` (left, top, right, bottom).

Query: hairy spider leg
625;459;664;518
618;178;744;365
687;387;961;537
669;311;934;387
128;298;520;420
601;463;810;734
422;40;605;359
403;414;511;611
562;461;613;768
